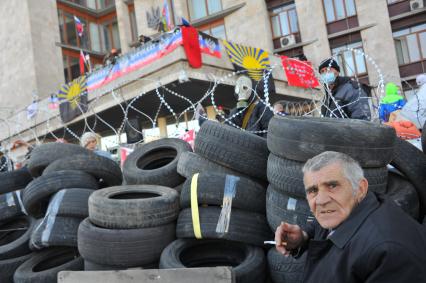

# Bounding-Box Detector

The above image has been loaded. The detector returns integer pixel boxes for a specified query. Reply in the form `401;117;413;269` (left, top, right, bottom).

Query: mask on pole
234;76;253;108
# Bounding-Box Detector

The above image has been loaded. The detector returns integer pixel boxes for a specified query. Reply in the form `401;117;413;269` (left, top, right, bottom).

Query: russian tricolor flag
74;16;84;37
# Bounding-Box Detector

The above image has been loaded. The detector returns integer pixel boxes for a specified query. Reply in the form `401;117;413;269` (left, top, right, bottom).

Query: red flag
79;50;85;75
182;26;202;68
281;56;319;88
74;16;84;37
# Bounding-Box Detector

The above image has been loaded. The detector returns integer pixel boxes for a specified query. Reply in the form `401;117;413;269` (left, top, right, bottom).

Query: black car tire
195;121;269;180
27;143;90;177
123;138;191;187
180;172;266;213
160;239;266;283
43;154;122;187
13;247;83;283
77;218;175;267
88;185;179;229
267;116;396;167
22;170;98;218
176;207;272;246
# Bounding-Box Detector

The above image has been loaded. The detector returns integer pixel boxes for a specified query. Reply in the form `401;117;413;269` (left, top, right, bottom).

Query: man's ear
356;178;368;201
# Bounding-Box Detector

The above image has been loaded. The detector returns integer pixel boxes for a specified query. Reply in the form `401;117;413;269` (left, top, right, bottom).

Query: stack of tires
0;168;33;282
123;138;192;191
161;121;272;283
78;184;179;270
266;116;397;283
14;142;116;283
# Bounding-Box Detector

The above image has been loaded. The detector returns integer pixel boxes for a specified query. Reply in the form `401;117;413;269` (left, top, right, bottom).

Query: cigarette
264;240;287;246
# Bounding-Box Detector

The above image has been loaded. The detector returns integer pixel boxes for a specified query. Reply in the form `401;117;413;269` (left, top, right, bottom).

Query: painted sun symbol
58;76;87;109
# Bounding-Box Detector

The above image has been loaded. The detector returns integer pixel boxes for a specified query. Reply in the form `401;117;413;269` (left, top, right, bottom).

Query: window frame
187;0;222;20
199;19;227;40
269;3;300;40
332;42;368;77
393;25;426;66
323;0;357;24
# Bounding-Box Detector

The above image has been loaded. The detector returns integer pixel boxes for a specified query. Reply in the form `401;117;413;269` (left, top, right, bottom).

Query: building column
157;117;168;138
115;0;133;54
295;0;331;67
205;106;217;120
223;0;274;52
355;0;401;88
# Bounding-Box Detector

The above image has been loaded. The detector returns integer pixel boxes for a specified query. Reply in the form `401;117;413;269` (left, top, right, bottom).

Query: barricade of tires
159;121;271;283
78;184;179;270
0;167;33;277
266;116;400;283
0;142;111;282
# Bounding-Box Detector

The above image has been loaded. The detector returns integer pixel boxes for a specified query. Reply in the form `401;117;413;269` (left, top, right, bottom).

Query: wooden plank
58;267;235;283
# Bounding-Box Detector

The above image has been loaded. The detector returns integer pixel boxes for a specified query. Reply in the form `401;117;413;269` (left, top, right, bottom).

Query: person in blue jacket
379;82;405;122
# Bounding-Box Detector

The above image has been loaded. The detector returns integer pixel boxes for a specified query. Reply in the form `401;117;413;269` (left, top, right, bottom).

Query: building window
200;22;226;39
323;0;356;23
63;55;80;83
332;42;367;77
188;0;222;20
393;23;426;65
103;19;121;51
387;0;403;4
270;3;299;38
62;0;114;10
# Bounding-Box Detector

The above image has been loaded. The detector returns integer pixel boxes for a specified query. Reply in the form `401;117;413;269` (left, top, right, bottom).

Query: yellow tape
190;173;202;239
242;103;256;129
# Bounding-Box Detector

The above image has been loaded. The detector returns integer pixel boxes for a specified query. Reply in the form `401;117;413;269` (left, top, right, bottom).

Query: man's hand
275;222;306;256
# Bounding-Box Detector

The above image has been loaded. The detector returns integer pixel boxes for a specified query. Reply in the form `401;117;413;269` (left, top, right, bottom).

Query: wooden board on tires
58;267;235;283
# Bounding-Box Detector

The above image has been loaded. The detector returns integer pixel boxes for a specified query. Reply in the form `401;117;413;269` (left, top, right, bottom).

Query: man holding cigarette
275;151;426;282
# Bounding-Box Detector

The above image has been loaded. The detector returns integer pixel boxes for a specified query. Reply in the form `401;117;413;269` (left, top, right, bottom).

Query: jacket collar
328;191;380;249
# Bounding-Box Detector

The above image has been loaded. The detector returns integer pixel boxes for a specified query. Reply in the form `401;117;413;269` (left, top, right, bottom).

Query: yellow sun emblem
223;41;271;81
58;76;87;110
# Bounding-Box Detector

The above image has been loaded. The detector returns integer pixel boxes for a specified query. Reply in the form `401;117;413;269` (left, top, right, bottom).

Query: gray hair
80;132;98;147
302;151;365;193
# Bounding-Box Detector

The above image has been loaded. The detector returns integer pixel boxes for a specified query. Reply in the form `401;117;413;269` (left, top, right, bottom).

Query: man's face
274;104;284;113
303;162;367;229
85;138;97;151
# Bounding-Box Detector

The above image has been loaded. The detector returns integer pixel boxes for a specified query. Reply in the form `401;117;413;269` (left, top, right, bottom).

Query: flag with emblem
58;76;88;123
199;32;221;58
223;41;275;97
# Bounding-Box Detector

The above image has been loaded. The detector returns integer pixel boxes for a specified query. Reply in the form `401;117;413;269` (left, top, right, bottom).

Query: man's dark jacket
302;192;426;283
227;101;273;138
322;76;371;120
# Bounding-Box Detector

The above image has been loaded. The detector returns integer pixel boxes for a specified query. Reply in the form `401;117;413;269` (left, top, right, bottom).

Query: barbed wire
0;46;423;168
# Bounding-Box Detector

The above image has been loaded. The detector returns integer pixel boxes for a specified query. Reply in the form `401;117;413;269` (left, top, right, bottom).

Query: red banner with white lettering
281;56;319;89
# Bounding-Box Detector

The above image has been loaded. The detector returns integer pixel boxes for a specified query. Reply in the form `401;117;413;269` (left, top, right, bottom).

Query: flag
74;16;83;37
162;0;172;31
48;94;59;110
281;56;319;89
27;101;38;119
223;40;275;96
199;31;221;58
79;50;85;75
58;76;88;123
181;17;191;27
182;26;202;68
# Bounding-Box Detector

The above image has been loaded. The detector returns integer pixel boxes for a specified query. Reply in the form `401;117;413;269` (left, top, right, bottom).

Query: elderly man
275;151;426;282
